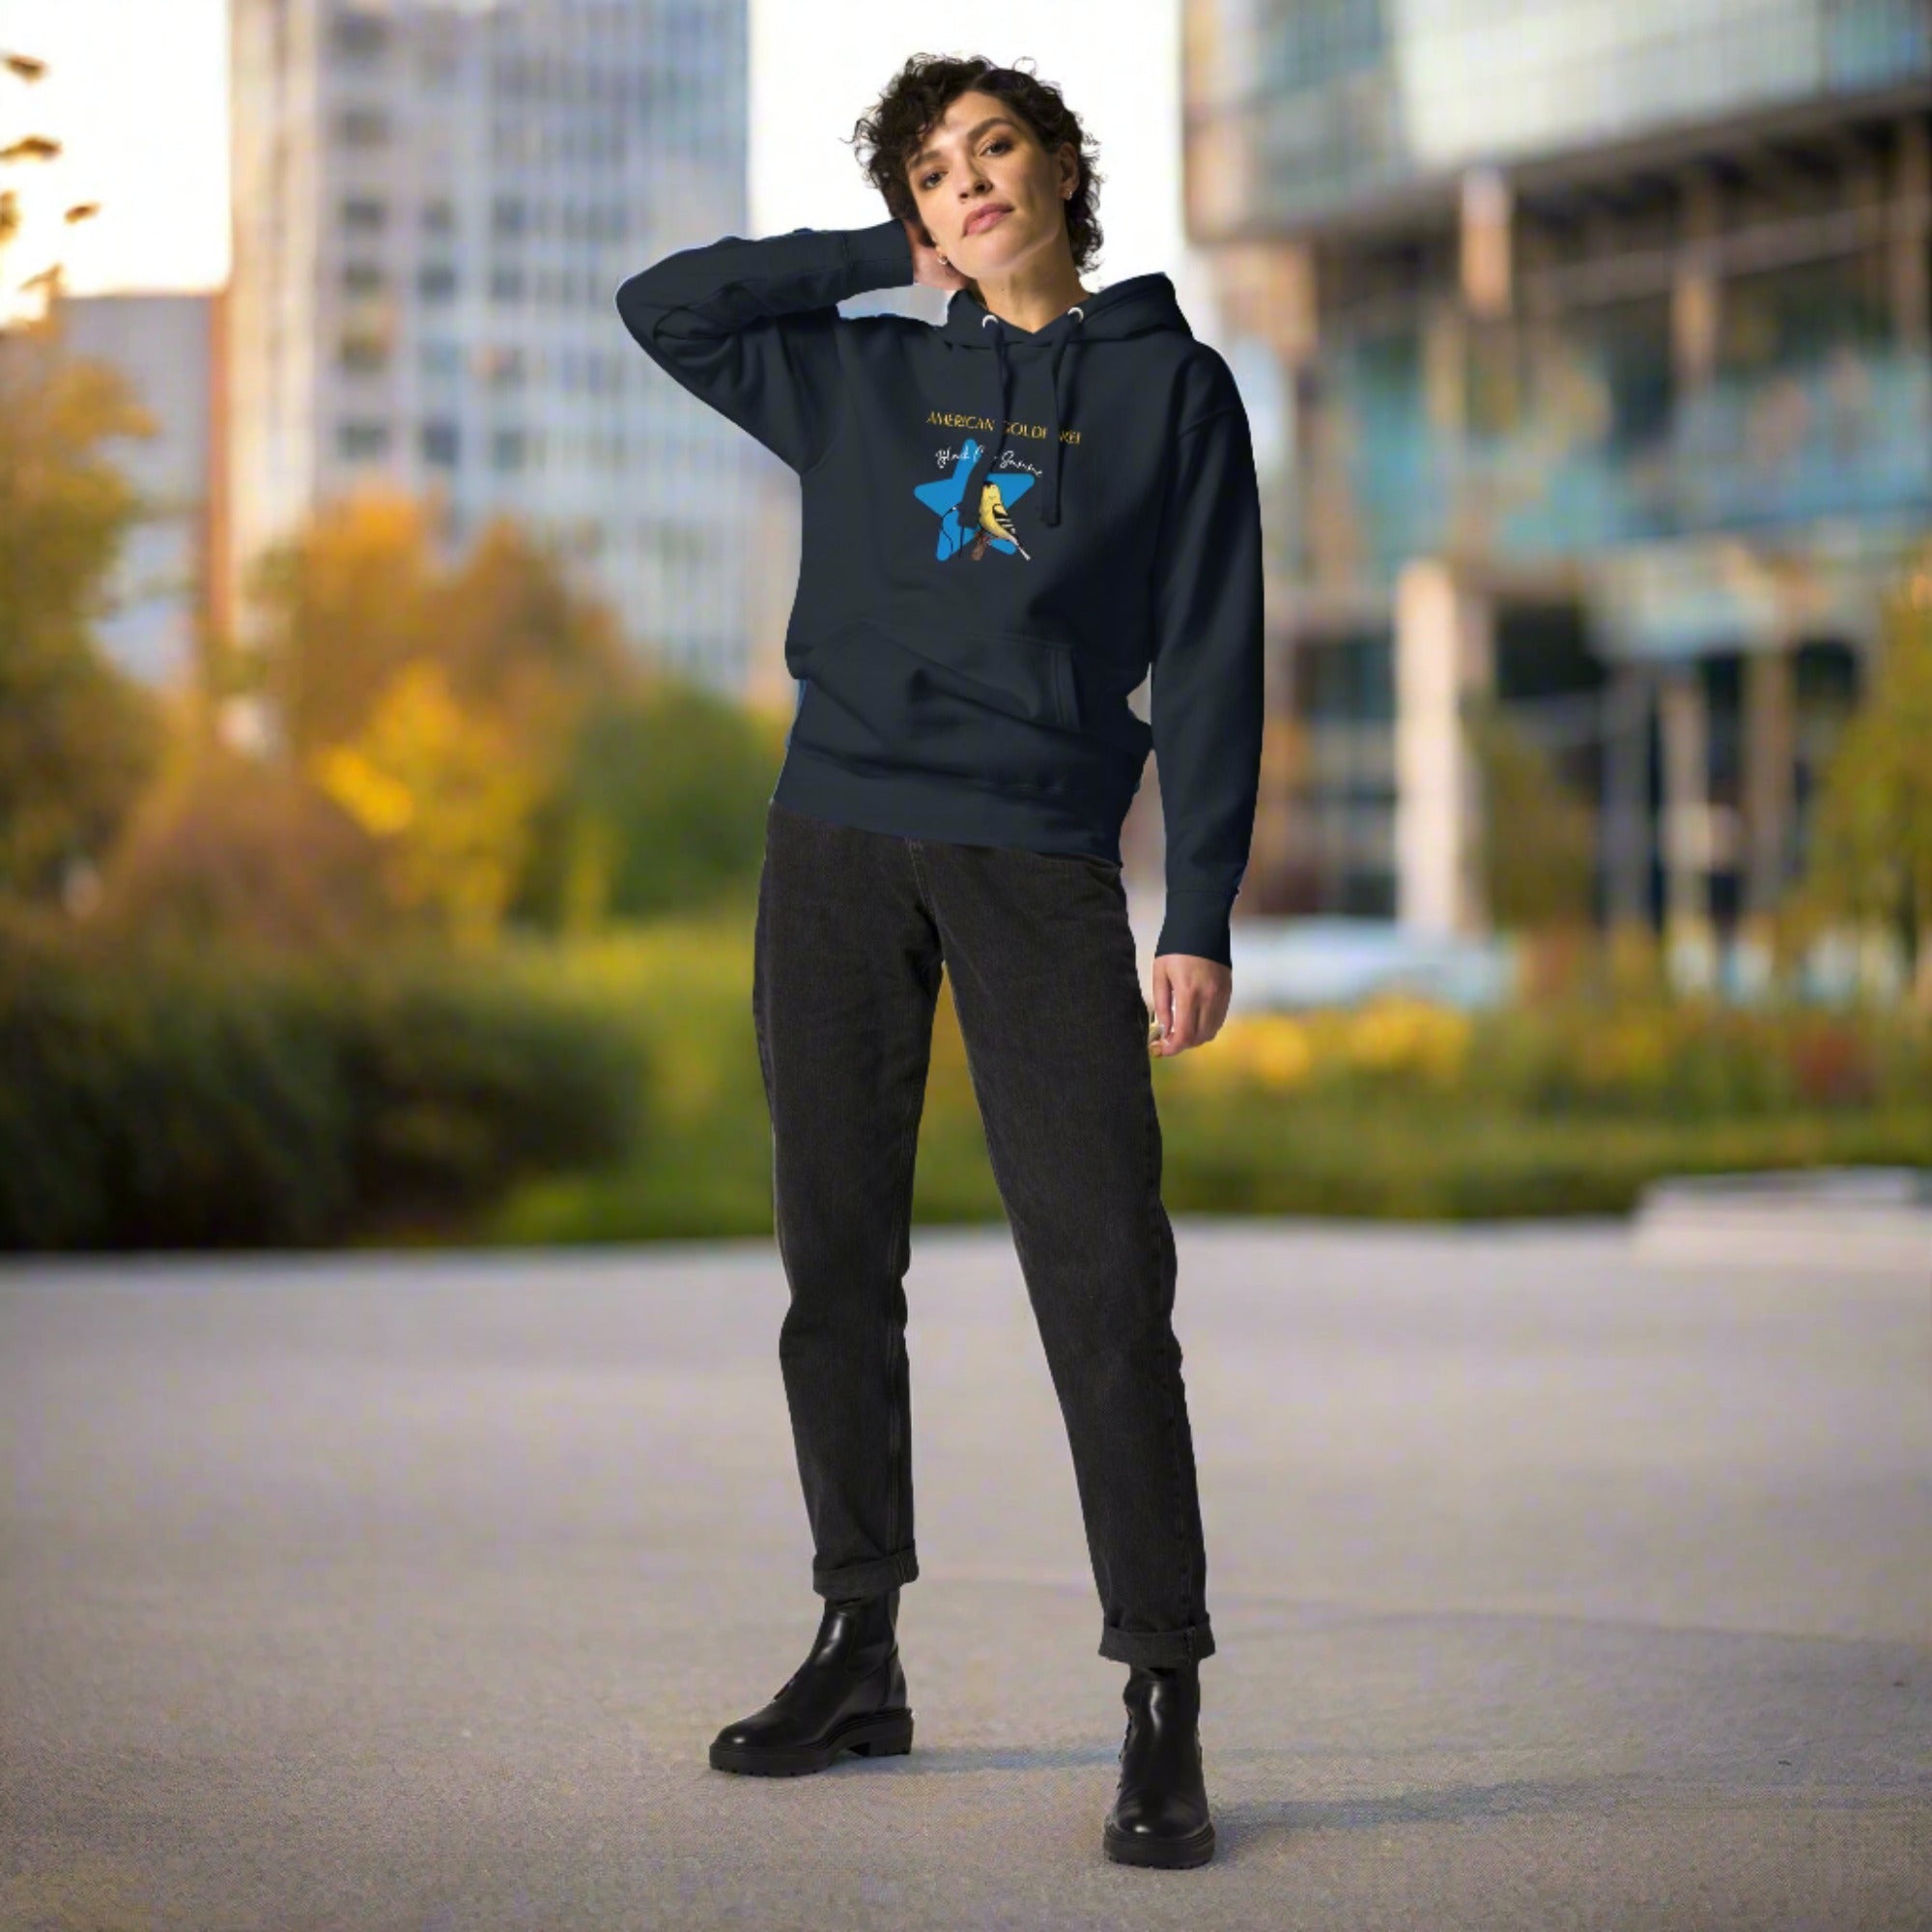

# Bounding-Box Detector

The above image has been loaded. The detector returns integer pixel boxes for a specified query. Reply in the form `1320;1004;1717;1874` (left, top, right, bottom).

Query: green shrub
1181;994;1931;1120
0;929;650;1250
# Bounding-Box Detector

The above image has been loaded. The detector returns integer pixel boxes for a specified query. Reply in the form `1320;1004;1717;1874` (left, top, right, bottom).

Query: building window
490;265;524;302
480;344;526;388
492;194;526;237
341;195;385;233
338;420;391;459
337;106;390;148
419;339;461;378
491;428;527;471
491;119;538;164
421;419;460;468
342;260;385;296
339;330;389;373
418;263;457;301
331;9;390;63
422;197;456;236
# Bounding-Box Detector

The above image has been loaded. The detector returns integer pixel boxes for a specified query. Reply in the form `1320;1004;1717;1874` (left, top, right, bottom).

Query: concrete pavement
3;1219;1927;1929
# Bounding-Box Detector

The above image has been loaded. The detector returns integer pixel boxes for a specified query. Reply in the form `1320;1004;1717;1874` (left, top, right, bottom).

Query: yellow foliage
311;743;415;836
1212;1013;1315;1091
248;489;443;756
1573;1011;1677;1094
307;658;540;949
1341;996;1471;1086
1173;999;1470;1094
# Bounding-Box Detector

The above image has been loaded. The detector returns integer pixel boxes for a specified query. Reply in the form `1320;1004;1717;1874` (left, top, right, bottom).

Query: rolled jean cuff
1099;1619;1216;1667
812;1547;919;1602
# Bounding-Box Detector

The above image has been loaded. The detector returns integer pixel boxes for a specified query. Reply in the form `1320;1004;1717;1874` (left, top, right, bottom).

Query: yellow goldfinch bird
977;480;1031;559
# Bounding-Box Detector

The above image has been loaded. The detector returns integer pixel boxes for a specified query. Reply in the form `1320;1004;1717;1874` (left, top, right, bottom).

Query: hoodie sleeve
1148;401;1266;968
614;217;916;474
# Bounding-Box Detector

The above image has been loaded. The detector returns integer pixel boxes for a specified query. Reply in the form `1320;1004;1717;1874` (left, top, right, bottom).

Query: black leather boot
708;1586;913;1776
1101;1659;1216;1866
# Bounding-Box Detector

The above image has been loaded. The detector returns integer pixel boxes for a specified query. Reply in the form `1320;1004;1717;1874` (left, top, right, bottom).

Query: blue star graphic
913;437;1037;559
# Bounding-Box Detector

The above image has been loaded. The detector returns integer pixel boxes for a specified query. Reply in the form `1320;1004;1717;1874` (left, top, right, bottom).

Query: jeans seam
1147;1019;1194;1646
880;950;933;1570
885;1084;911;1564
903;837;933;919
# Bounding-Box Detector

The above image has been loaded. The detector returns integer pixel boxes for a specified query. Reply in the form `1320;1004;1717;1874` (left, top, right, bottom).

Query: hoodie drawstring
982;311;1010;484
979;304;1083;529
1045;307;1081;526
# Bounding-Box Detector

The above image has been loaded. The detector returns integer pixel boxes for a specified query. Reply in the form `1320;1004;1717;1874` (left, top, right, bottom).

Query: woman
615;52;1263;1870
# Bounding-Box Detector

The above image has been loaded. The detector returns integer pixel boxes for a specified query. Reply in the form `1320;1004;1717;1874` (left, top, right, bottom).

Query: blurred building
223;0;770;700
51;292;216;693
1184;0;1932;980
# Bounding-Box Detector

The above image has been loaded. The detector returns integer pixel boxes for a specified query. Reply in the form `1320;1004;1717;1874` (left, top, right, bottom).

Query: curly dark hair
848;54;1105;279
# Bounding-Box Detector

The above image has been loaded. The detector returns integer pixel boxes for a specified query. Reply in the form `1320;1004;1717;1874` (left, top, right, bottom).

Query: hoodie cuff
1153;890;1236;968
842;216;916;286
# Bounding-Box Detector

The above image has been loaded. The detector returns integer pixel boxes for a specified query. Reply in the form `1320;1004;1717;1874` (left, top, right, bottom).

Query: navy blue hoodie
615;216;1263;965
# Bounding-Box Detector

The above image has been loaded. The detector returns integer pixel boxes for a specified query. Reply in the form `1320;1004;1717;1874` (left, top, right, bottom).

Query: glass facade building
1184;0;1932;974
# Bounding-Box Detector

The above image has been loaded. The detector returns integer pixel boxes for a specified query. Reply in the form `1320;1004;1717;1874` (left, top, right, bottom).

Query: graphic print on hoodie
615;216;1263;965
916;438;1040;561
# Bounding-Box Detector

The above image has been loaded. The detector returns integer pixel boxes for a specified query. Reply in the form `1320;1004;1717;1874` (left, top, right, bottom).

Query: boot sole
709;1707;914;1776
1102;1817;1216;1867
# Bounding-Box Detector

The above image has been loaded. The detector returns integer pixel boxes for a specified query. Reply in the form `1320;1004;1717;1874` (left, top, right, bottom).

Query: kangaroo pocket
790;617;1087;797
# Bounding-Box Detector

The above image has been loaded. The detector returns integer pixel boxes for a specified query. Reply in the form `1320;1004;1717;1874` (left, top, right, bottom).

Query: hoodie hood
937;272;1191;526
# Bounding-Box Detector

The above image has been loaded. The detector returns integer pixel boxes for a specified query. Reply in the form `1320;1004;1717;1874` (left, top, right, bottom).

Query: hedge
0;933;651;1250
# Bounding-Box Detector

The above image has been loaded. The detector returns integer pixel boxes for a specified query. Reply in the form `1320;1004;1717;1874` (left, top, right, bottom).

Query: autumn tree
428;513;631;734
90;740;388;956
242;493;641;946
245;495;632;754
310;658;542;952
242;490;443;757
1796;543;1932;1006
0;316;163;906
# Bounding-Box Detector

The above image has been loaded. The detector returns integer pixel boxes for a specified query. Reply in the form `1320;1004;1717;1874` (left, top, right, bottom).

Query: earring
937;253;948;265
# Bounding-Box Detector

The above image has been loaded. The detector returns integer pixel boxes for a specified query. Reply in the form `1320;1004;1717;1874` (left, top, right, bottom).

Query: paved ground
2;1219;1927;1931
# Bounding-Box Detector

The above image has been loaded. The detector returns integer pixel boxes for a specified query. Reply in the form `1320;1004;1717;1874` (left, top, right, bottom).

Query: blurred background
2;0;1928;1249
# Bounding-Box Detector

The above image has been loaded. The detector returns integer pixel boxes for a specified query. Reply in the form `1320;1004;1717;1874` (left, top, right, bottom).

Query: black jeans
750;799;1216;1668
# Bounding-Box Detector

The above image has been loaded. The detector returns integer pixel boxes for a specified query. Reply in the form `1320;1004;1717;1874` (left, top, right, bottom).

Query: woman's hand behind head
902;216;972;294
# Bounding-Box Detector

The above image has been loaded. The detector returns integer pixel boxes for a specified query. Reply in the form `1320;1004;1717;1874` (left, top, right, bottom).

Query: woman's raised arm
614;219;915;473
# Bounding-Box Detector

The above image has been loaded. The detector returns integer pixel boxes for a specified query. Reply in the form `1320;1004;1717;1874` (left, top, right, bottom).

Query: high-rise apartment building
225;0;766;691
1184;0;1932;983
